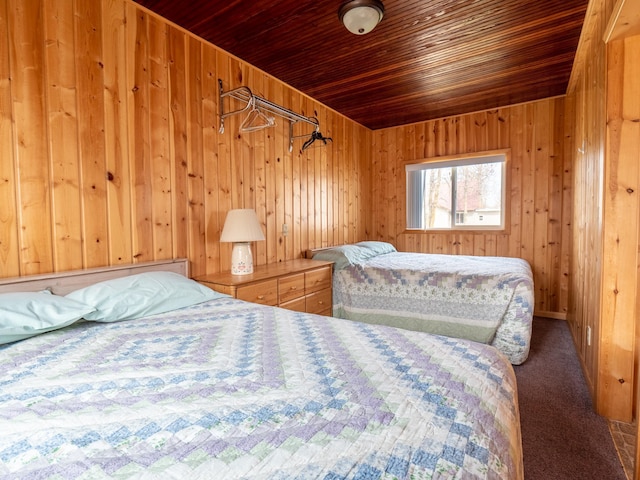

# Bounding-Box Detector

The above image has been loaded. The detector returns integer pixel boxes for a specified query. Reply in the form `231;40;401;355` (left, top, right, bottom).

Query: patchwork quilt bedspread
332;252;534;365
0;297;523;479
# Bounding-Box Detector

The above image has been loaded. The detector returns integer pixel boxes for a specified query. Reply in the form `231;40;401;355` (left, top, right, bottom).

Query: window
406;152;507;231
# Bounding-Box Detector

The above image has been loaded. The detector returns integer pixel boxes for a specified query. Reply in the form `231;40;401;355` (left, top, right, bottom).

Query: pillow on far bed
311;244;375;270
66;271;225;322
355;241;397;255
0;291;95;345
312;242;397;270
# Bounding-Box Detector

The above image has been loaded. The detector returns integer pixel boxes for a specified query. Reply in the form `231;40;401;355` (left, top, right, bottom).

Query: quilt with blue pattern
0;297;523;479
332;252;534;365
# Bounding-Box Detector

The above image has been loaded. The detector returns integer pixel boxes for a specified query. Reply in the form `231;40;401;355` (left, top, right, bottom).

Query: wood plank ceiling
133;0;588;130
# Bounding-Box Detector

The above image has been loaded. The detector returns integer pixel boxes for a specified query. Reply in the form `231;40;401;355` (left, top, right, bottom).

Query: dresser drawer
305;266;332;294
194;259;333;310
236;279;278;306
306;288;332;315
279;296;306;313
278;273;305;304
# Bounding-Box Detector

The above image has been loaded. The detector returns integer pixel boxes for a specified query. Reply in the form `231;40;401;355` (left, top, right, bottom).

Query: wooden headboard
304;246;342;259
0;259;189;295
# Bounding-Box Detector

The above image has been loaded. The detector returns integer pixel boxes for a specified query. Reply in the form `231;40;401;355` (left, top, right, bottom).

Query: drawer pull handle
257;295;265;300
289;286;297;291
318;300;324;304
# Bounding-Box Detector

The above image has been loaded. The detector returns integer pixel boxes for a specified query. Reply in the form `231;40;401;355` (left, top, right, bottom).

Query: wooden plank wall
371;97;573;318
565;0;611;410
0;0;371;280
568;0;640;421
567;0;640;422
601;32;640;422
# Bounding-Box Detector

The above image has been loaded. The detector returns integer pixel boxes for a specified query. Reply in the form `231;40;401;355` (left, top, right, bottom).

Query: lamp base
230;242;254;275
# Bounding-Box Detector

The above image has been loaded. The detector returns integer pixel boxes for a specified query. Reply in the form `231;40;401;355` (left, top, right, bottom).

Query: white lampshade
220;209;265;275
339;0;384;35
220;209;265;243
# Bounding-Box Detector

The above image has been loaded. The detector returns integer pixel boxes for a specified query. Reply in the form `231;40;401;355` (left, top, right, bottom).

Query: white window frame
405;150;509;232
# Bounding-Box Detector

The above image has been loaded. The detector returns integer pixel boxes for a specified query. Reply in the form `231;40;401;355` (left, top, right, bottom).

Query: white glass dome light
339;0;385;35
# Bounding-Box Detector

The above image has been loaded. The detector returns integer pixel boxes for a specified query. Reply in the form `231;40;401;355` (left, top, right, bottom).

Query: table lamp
220;209;265;275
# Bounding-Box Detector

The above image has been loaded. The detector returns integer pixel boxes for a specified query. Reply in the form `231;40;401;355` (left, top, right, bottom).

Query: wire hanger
219;80;331;152
240;96;276;132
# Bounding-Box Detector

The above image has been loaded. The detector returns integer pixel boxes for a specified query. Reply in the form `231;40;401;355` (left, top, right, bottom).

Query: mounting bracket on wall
218;79;331;152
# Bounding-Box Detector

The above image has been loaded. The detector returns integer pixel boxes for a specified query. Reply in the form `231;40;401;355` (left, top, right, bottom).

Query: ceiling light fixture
338;0;384;35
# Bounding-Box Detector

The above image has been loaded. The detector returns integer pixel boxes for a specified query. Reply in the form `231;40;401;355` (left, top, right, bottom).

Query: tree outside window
406;152;507;231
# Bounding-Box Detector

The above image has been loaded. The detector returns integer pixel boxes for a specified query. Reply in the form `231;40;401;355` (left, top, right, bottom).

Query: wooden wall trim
604;0;640;42
567;0;610;94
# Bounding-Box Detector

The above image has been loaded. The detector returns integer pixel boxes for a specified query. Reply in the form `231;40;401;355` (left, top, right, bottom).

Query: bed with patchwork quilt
310;242;534;365
0;260;523;479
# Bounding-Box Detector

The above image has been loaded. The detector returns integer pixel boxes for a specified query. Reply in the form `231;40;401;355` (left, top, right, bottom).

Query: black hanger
302;130;333;151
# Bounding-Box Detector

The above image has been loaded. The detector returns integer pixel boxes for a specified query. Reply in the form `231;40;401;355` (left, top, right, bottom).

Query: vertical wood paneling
290;89;302;257
533;101;550;311
560;96;573;318
186;35;205;277
298;120;308;254
264;71;278;262
10;0;54;275
44;0;83;272
566;0;640;422
338;118;348;243
0;0;19;277
252;73;268;263
75;0;109;268
568;0;603;412
167;25;188;263
358;124;371;242
148;15;171;260
240;65;255;228
272;80;285;262
325;111;334;247
300;96;314;250
505;106;521;259
1;0;371;280
520;104;535;267
215;52;233;273
372;97;571;318
102;0;133;265
597;33;640;421
128;5;152;263
282;87;293;258
319;108;328;247
200;39;219;274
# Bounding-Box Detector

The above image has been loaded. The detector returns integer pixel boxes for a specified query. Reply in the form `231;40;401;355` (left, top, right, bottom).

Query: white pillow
355;241;397;255
65;271;225;322
0;291;95;345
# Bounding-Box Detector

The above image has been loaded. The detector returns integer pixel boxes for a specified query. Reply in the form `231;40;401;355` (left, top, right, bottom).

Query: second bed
310;242;534;365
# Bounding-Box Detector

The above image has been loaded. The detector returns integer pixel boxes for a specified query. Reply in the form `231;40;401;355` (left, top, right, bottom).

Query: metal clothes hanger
302;128;332;151
240;96;276;132
219;81;330;151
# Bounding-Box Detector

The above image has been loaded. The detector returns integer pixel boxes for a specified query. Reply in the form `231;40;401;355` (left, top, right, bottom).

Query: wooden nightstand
195;259;333;316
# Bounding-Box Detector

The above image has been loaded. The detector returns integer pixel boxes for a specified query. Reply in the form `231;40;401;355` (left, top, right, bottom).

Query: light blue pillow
355;241;397;255
0;291;95;345
311;245;373;270
65;271;226;322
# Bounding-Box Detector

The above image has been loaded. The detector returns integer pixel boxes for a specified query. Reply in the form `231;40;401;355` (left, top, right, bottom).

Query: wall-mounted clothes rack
218;79;330;152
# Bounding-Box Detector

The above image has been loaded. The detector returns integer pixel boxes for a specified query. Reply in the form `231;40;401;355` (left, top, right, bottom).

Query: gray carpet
513;317;626;479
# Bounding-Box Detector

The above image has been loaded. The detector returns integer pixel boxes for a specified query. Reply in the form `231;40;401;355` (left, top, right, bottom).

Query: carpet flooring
513;317;626;479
